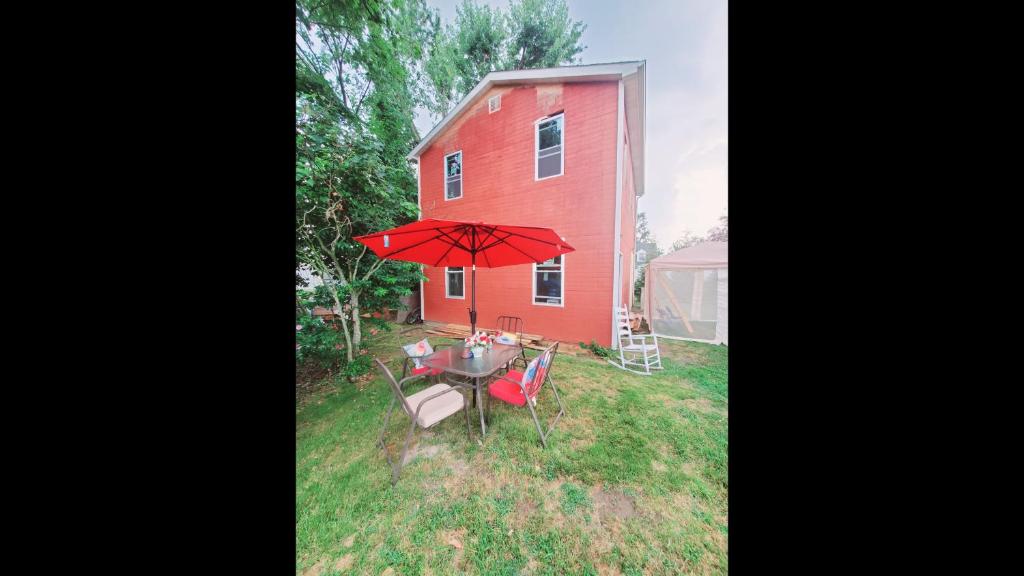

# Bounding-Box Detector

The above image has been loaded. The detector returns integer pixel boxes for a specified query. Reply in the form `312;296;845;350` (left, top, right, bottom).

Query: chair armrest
397;372;428;391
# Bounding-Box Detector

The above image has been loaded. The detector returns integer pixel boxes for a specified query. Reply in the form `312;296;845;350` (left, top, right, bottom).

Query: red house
410;61;646;348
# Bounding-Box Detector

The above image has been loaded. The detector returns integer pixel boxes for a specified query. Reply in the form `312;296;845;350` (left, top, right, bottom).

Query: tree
633;212;663;304
635;213;662;270
670;231;704;252
296;0;431;362
506;0;586;70
424;0;586;118
706;215;728;242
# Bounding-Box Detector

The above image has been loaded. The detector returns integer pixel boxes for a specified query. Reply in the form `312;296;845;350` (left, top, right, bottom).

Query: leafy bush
296;314;346;368
579;340;612;358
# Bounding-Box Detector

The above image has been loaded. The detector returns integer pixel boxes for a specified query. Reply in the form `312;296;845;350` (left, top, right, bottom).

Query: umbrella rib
433;227;472;267
494;234;545;263
376;233;449;260
479;229;568;250
437;227;473;252
476;225;500;268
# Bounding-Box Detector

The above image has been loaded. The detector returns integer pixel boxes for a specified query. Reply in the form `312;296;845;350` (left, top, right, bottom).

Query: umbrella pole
470;251;477;334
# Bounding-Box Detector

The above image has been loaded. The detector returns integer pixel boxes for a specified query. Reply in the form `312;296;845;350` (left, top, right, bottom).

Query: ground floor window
446;267;464;299
533;256;563;306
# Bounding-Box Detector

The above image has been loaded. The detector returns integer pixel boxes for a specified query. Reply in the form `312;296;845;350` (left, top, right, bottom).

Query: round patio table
422;342;522;438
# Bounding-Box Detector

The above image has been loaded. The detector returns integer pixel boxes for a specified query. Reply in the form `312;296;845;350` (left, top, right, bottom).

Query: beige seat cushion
404;384;465;428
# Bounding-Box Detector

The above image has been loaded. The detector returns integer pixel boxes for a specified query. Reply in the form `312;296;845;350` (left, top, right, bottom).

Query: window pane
538;117;562;150
446;153;461;176
537;152;561;178
534;271;561;303
447;179;461;199
447;269;463;296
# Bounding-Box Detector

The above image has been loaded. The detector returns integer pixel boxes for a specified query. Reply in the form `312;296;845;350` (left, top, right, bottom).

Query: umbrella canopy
354;219;575;333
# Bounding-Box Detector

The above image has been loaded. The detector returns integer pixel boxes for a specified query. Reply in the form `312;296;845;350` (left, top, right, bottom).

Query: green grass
296;323;728;575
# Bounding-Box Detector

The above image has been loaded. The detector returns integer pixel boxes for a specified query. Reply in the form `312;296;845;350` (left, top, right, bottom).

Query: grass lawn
296;323;728;575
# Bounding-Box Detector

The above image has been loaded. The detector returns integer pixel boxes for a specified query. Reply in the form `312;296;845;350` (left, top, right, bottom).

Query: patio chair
400;337;447;384
375;358;472;485
608;306;663;375
484;342;565;448
496;314;529;369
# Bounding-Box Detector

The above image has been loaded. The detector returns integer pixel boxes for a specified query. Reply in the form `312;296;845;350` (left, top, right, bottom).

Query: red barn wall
418;81;620;346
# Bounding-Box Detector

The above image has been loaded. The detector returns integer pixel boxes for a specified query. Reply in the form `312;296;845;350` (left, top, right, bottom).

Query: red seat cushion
411;366;443;376
488;378;528;406
504;369;525;381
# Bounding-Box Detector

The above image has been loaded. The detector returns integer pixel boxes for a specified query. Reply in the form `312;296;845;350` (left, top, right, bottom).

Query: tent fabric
644;241;728;345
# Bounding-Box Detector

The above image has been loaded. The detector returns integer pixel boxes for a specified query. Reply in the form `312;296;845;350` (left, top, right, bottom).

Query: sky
414;0;728;250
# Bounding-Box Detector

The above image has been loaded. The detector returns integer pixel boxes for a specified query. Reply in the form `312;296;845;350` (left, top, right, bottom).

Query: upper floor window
488;94;501;113
446;267;465;299
533;256;564;306
535;113;564;180
445;151;462;200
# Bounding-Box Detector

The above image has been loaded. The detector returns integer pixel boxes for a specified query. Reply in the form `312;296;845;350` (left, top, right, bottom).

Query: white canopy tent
643;242;728;345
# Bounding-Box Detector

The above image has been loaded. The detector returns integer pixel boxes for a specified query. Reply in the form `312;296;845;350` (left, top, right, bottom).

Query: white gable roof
409;61;646;196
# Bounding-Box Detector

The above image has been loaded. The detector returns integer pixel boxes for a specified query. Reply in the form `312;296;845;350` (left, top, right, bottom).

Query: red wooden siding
418;81;622;346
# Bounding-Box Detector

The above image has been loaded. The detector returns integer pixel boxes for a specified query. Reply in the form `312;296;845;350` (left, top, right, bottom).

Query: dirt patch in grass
513;498;538;527
333;553;354;572
682;461;697;476
682;397;726;416
438;528;468;571
596;562;624;576
652;460;667;472
301;557;328;576
593;487;638;522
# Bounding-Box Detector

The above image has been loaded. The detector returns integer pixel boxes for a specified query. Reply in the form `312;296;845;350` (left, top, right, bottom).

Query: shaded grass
296;324;727;575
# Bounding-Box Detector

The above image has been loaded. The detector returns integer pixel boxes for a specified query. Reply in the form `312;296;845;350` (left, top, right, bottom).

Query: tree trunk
349;290;361;347
330;289;354;363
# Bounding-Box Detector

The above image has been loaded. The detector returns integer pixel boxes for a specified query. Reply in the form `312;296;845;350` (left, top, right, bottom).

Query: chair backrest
496;315;524;343
375;358;414;416
521;341;558;399
615;306;633;344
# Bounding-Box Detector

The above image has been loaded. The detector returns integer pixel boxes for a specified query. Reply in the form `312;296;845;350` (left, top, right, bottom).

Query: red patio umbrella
354;219;575;334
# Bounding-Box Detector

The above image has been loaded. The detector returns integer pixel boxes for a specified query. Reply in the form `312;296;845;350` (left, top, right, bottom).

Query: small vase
471;346;484;357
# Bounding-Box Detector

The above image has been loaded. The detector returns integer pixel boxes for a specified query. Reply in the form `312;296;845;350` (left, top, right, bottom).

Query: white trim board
611;79;625;349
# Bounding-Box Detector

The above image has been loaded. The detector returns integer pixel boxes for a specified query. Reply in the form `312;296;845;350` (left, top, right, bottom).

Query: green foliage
424;0;586;118
295;314;347;368
506;0;586;69
579;340;612;358
296;0;433;360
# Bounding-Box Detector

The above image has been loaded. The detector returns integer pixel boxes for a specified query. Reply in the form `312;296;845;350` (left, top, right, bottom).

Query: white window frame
488;94;501;113
531;255;565;307
534;113;564;181
445;267;465;299
444;150;463;201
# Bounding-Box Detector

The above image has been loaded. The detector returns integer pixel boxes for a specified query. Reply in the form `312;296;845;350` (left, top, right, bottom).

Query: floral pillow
402;338;434;368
